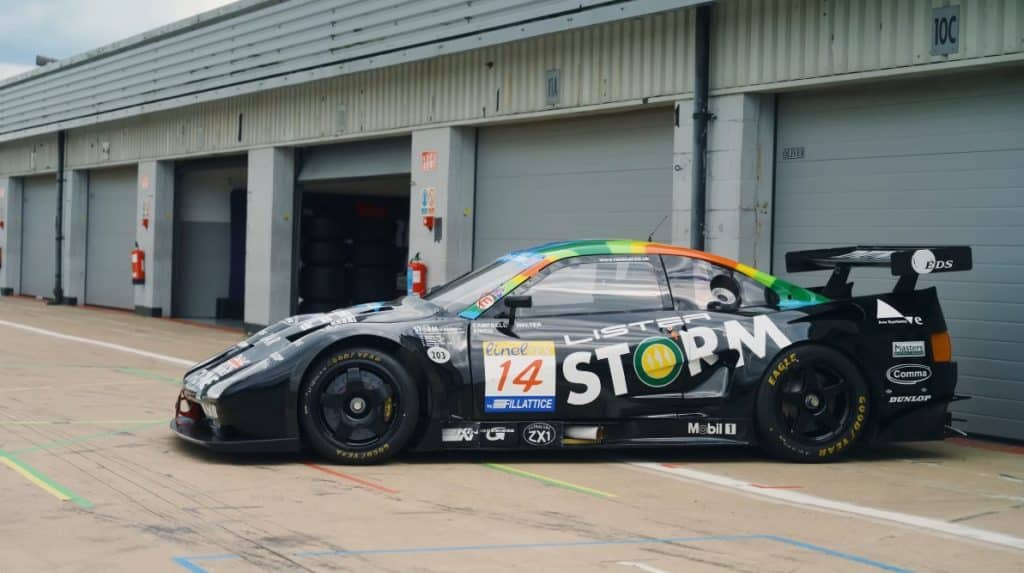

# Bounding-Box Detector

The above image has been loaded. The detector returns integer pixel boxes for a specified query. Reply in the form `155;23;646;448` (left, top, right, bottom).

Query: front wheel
300;347;419;464
755;345;869;462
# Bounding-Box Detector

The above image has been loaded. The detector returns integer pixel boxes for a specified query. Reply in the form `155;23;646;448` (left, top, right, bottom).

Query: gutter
50;130;65;304
690;4;714;251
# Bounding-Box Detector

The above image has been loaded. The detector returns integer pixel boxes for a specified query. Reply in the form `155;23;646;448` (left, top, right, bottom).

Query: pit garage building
0;0;1021;440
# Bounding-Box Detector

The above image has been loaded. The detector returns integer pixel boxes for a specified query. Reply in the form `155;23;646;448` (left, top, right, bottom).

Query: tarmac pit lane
0;297;1022;573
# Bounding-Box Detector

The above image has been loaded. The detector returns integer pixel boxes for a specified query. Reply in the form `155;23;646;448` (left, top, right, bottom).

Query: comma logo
886;364;932;385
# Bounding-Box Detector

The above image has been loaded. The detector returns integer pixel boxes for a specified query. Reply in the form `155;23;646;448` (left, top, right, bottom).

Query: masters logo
633;337;684;387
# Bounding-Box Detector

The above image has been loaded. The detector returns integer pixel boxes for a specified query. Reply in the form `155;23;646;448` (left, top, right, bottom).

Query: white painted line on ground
0;319;194;367
617;561;672;573
627;462;1024;552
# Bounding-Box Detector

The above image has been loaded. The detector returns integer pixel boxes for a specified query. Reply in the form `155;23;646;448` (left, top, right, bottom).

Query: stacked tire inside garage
299;216;348;314
349;201;405;305
298;196;409;314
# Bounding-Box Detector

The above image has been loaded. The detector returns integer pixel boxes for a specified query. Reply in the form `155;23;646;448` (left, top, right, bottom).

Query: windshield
424;258;532;314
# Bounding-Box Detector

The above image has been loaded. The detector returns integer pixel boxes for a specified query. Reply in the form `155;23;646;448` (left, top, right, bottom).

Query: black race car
172;240;972;463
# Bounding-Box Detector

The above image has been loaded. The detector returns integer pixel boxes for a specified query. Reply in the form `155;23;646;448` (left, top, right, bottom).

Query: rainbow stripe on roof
458;239;829;319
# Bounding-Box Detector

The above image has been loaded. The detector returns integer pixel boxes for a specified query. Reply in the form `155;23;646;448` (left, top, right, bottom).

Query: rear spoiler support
785;246;972;298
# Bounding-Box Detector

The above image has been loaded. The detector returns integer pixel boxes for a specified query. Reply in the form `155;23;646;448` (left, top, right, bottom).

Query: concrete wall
244;147;294;329
0;177;22;295
408;127;476;288
672;93;774;269
135;161;175;316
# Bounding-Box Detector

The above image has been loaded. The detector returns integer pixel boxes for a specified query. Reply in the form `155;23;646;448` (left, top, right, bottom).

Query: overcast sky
0;0;237;80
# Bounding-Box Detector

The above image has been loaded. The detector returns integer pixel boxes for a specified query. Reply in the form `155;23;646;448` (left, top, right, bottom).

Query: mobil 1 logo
685;421;742;437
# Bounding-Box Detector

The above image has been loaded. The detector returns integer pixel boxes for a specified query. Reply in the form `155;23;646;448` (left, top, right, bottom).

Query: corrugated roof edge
0;0;283;90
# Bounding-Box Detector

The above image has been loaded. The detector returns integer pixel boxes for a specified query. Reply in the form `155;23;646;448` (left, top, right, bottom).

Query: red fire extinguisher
131;243;146;285
407;253;427;297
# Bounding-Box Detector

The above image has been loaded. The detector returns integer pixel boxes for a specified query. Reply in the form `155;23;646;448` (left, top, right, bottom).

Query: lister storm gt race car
172;240;972;463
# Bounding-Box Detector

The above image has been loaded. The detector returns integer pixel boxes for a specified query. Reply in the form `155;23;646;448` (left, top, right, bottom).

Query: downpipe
690;4;714;251
50;130;66;305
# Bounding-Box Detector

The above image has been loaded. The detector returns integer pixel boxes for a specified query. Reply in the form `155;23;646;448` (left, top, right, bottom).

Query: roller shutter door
772;72;1024;440
20;175;57;298
85;167;137;309
473;109;674;266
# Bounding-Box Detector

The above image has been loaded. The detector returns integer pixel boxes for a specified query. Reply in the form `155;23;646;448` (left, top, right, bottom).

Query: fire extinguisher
131;242;146;285
407;253;427;297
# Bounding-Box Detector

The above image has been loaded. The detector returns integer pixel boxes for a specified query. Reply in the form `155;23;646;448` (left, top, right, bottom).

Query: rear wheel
755;345;869;462
300;347;419;464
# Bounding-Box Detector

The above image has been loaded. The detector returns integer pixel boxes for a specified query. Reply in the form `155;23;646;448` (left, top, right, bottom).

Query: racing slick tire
300;347;419;464
299;266;347;301
303;240;347;266
755;345;869;462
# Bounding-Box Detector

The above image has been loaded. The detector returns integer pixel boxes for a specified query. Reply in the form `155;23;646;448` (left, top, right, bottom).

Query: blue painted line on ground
171;534;911;572
172;554;239;573
171;557;219;573
764;535;912;573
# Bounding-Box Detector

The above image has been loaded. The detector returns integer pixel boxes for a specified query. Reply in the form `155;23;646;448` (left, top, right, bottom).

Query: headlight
184;369;217;394
200;402;219;421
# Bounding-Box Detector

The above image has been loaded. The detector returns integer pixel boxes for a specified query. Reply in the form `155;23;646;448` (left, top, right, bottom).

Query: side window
663;256;778;311
514;259;667;317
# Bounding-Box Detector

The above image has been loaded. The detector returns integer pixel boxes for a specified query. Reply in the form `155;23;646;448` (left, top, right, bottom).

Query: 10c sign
931;5;960;56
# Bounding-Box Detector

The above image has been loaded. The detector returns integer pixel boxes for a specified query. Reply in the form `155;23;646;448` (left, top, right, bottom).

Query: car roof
457;239;830;319
509;239;741;268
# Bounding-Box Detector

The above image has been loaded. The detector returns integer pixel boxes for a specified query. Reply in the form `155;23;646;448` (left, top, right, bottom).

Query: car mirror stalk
502;295;533;331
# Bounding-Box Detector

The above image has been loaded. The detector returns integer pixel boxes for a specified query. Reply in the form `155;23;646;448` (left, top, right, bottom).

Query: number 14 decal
496;359;544;392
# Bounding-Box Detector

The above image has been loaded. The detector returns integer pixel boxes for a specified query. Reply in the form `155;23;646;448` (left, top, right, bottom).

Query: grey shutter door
173;166;243;318
772;72;1024;440
85;167;137;309
473;109;674;266
20;175;57;298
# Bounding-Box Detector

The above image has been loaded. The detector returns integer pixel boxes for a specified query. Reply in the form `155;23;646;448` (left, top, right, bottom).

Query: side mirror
503;295;532;330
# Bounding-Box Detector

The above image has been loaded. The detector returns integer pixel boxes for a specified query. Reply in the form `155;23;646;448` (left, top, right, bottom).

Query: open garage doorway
298;177;409;313
172;157;247;324
296;137;411;313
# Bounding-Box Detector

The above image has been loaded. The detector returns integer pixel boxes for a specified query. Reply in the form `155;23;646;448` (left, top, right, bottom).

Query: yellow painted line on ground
483;463;616;499
0;454;92;508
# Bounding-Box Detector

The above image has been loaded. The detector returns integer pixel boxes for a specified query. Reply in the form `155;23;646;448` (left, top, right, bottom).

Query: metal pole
51;130;66;304
690;4;713;251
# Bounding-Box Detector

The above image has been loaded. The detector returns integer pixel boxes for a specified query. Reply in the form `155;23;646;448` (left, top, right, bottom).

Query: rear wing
785;246;972;298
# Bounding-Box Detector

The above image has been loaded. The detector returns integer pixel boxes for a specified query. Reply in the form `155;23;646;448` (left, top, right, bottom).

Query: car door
660;254;795;401
469;254;700;420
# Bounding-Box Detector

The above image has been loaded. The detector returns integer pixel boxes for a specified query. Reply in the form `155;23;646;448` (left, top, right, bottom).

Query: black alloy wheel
776;363;853;445
755;345;870;462
300;347;419;464
320;366;396;447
